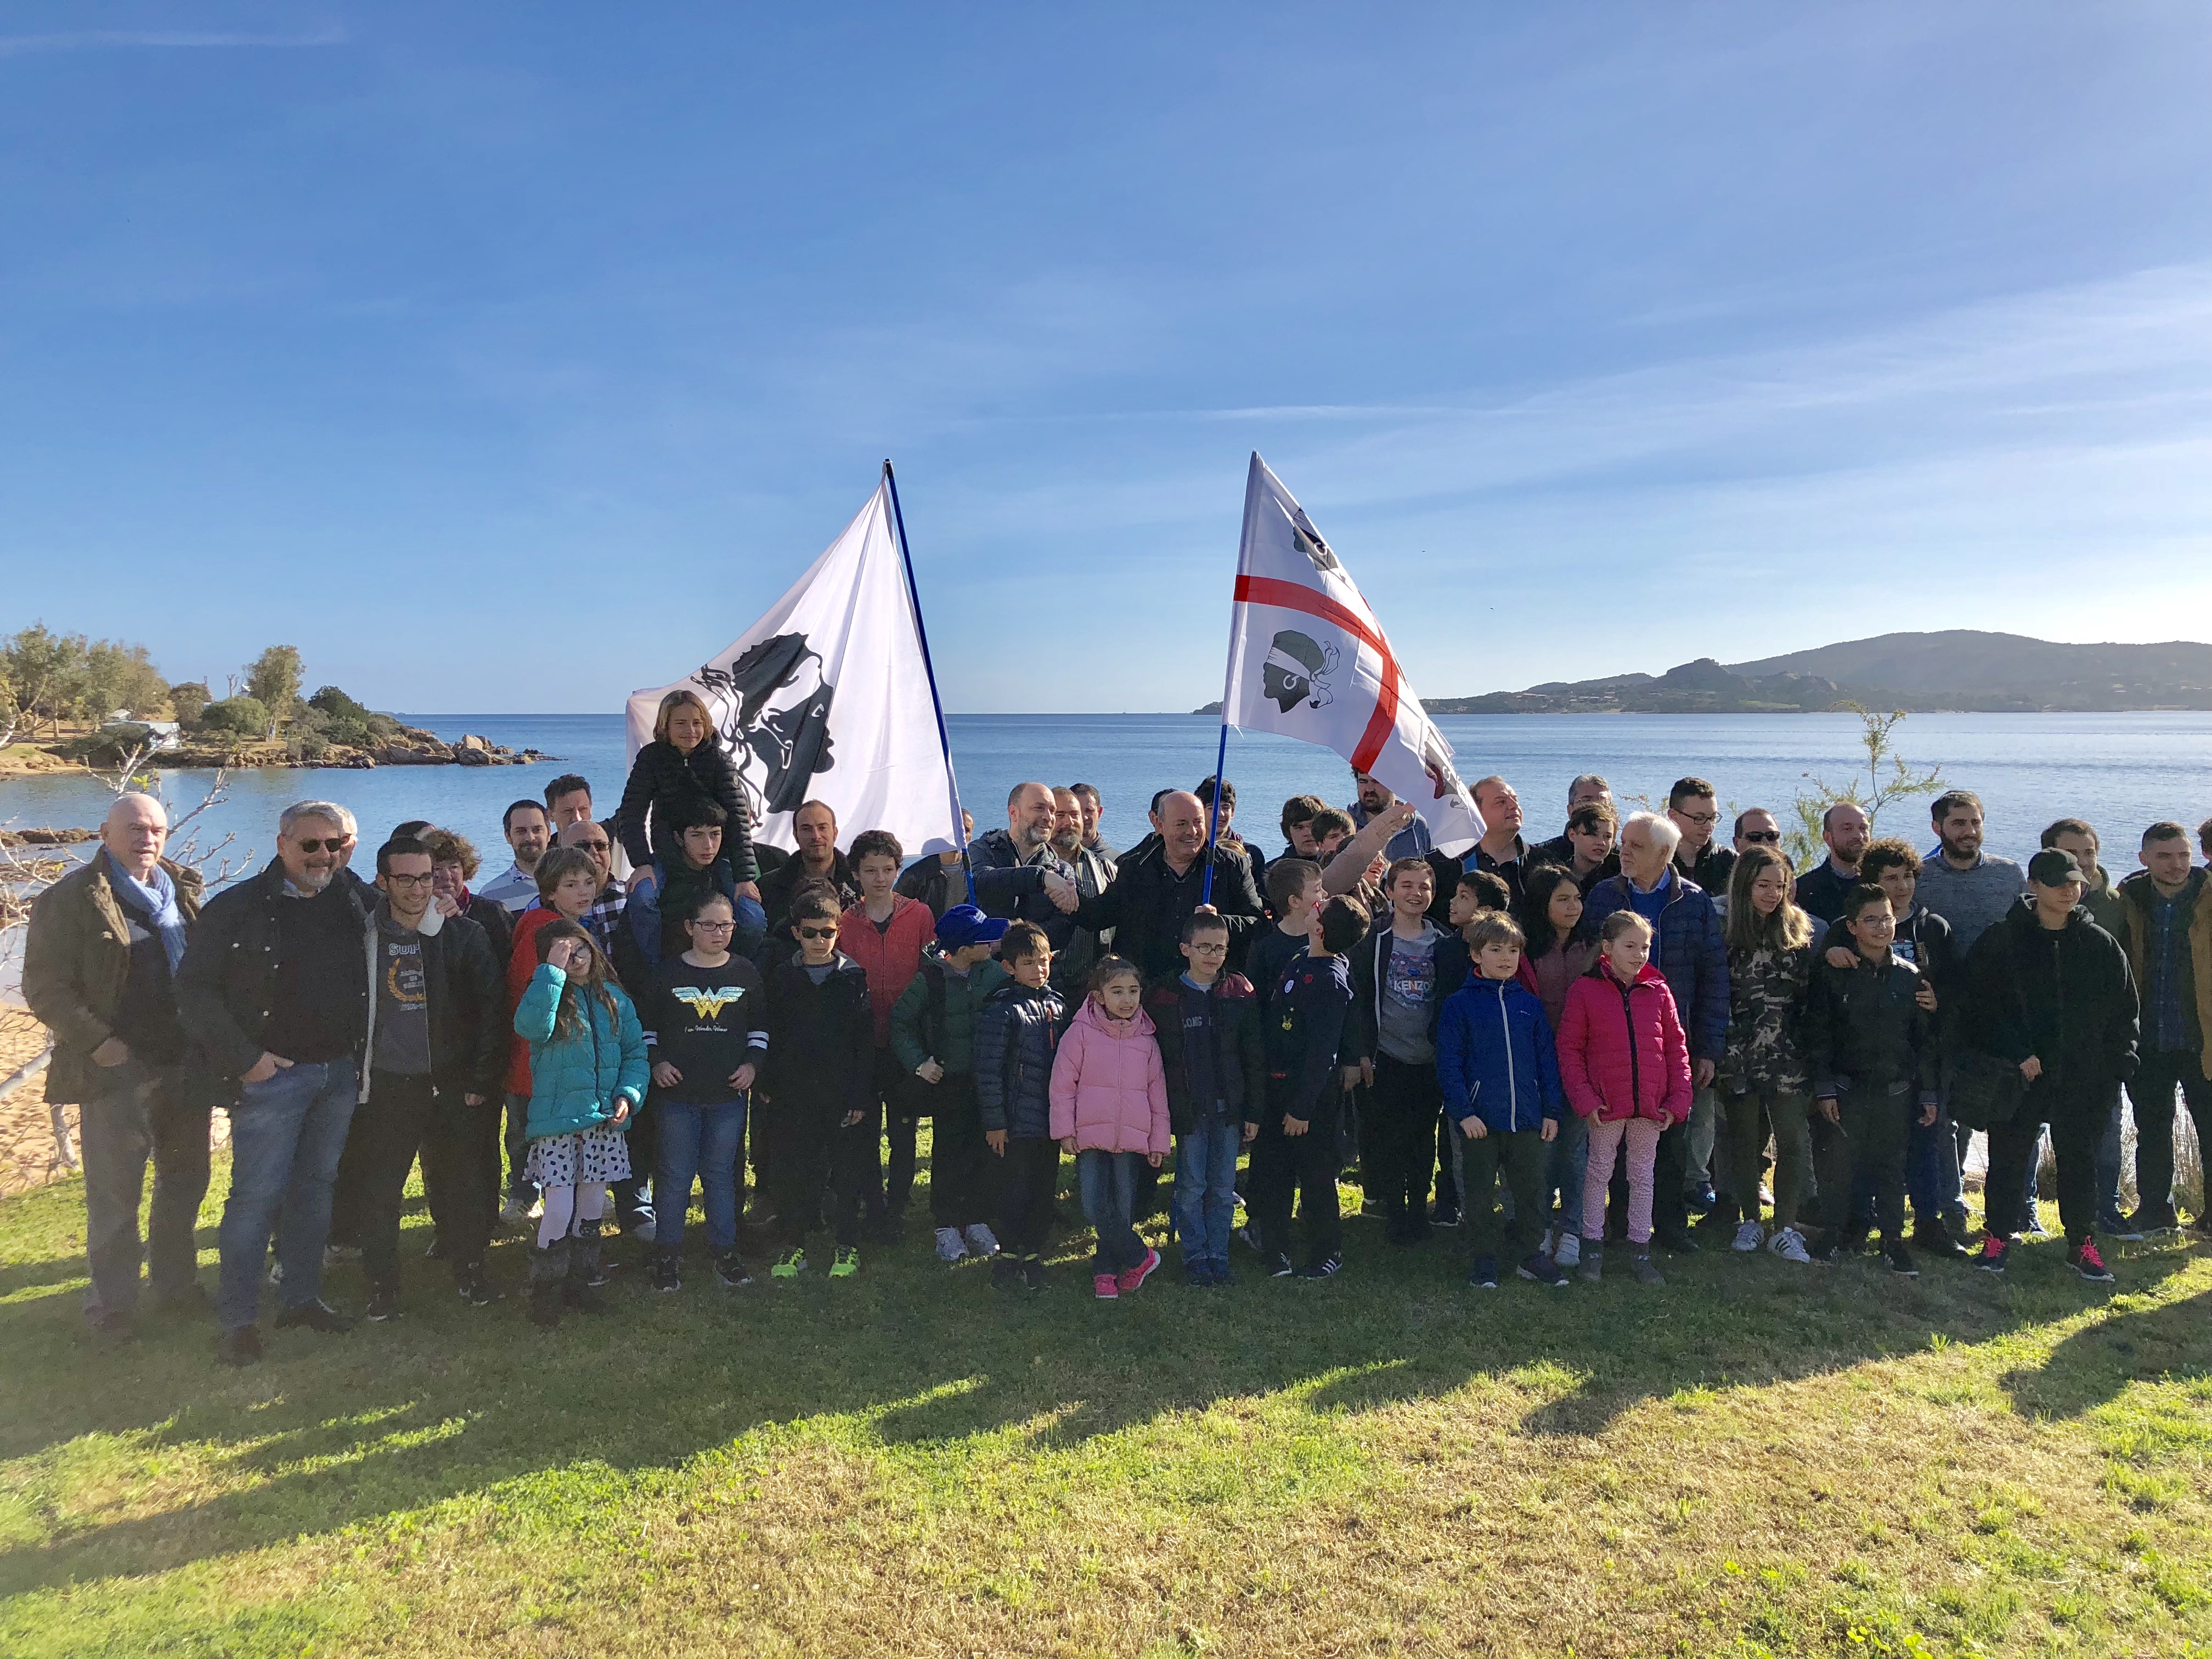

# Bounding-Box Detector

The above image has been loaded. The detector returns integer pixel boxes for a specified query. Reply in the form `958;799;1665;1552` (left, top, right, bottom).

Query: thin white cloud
0;27;346;60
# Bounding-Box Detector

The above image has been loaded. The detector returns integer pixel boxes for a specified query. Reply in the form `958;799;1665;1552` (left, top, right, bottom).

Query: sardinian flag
1222;453;1485;856
626;479;962;856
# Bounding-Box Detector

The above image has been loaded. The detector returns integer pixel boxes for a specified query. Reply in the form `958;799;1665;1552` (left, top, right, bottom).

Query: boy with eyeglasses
757;885;874;1280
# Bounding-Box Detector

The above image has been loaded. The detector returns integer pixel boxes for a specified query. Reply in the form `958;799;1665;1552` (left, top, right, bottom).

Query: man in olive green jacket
22;793;206;1339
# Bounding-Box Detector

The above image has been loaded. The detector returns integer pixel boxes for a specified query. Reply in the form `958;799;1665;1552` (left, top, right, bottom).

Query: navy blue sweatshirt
1263;949;1353;1126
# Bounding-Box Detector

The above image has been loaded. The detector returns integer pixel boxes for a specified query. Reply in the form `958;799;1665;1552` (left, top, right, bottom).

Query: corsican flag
627;479;962;856
1221;452;1486;857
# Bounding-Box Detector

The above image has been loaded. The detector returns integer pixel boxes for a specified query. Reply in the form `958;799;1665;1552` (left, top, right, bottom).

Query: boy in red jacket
837;830;937;1240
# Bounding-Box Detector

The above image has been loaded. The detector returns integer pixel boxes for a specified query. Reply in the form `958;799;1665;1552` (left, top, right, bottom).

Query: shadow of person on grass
1996;1280;2211;1421
0;1176;2200;1600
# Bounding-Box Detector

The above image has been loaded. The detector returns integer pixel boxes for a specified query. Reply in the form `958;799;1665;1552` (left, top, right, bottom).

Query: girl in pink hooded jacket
1049;956;1171;1300
1556;912;1693;1284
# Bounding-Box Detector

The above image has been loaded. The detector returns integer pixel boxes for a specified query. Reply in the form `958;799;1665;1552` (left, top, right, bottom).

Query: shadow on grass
1997;1283;2212;1420
0;1170;2201;1599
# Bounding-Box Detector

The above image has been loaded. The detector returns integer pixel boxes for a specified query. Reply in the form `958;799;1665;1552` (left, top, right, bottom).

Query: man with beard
1915;791;2027;953
479;800;552;913
1350;768;1432;864
1793;803;1871;926
759;799;861;941
968;782;1083;955
1069;783;1117;863
1050;786;1117;991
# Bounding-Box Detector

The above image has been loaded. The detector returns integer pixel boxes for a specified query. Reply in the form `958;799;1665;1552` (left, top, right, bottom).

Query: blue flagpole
1200;493;1245;906
883;459;974;905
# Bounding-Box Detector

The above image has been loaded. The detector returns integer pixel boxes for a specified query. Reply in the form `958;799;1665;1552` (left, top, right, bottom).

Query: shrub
169;681;211;729
199;696;269;737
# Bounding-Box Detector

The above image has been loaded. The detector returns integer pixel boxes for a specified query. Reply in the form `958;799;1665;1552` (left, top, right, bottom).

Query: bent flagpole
1221;453;1485;857
627;476;962;857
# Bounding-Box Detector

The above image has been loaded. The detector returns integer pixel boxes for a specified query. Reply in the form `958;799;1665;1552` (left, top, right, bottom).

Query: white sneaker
964;1223;1001;1257
934;1227;967;1262
1553;1232;1581;1268
1732;1221;1765;1253
1768;1226;1812;1265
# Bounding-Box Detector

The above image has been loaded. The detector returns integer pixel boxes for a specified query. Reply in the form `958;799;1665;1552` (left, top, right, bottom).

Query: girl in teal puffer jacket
514;921;650;1326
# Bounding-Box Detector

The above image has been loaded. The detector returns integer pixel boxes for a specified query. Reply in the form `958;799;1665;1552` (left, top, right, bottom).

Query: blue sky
3;4;2207;713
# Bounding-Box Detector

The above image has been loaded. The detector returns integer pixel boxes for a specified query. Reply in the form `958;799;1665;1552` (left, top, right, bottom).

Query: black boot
565;1220;606;1312
527;1239;570;1329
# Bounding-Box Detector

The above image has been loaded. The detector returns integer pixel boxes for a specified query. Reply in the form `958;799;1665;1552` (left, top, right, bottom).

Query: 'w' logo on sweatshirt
673;986;746;1019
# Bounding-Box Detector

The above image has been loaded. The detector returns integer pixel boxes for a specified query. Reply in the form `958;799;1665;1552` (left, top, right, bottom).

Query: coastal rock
0;827;97;848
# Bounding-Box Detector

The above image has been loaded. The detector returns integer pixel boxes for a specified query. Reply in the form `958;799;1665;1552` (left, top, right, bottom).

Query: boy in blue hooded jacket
1437;912;1567;1289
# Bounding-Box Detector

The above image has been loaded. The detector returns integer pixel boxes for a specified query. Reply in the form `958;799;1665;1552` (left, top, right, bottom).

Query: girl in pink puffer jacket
1049;956;1171;1300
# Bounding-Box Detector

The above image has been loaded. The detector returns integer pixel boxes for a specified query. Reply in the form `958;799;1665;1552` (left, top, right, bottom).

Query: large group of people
24;688;2212;1362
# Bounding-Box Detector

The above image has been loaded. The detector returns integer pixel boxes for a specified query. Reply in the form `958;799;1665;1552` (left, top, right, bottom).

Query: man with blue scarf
24;793;205;1344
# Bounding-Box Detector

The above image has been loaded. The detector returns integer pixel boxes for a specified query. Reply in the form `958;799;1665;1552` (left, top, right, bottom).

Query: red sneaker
1974;1237;2010;1274
1092;1273;1119;1300
2070;1239;2115;1283
1119;1248;1161;1295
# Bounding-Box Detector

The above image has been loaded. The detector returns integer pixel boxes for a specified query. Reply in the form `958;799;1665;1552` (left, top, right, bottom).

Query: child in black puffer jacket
618;690;759;889
975;921;1067;1289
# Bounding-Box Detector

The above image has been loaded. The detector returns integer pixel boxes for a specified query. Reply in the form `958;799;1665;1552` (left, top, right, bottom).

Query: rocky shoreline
2;723;544;776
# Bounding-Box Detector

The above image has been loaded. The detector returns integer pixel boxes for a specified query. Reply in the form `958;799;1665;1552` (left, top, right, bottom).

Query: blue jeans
2092;1096;2125;1231
1173;1115;1242;1268
217;1057;359;1330
730;896;768;962
1076;1148;1147;1274
1540;1110;1589;1228
655;1096;747;1256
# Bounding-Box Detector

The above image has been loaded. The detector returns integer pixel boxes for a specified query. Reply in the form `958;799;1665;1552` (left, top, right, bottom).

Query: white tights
535;1182;608;1248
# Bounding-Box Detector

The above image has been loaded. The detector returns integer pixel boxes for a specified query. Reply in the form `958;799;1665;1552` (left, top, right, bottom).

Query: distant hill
1422;632;2212;715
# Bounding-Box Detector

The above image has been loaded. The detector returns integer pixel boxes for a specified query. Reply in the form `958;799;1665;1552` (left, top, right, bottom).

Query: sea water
4;711;2209;879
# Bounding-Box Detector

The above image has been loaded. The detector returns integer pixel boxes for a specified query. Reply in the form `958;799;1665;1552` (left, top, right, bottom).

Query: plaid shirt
582;882;628;961
2148;887;2189;1052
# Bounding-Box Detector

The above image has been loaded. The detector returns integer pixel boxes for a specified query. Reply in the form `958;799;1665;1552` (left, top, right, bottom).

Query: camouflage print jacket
1722;941;1815;1097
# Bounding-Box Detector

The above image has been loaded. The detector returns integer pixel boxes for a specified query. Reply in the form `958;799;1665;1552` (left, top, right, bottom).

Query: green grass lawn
1;1146;2208;1658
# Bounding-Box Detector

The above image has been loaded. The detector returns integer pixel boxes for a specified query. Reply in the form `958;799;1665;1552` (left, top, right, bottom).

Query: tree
200;696;269;738
244;646;304;740
1786;703;1945;876
169;680;211;729
80;640;170;723
1;624;89;737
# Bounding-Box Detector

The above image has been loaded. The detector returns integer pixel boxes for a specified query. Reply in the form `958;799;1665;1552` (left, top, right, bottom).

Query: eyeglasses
691;919;736;932
1740;831;1781;845
1675;811;1720;827
795;926;837;940
291;834;354;854
1187;941;1229;955
382;872;435;888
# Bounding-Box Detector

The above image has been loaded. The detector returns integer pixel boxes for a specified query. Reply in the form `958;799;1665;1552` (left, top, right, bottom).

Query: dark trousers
611;1098;659;1231
1985;1084;2105;1244
504;1091;533;1198
1250;1098;1344;1267
421;1091;501;1272
1816;1085;1910;1239
354;1072;439;1293
77;1057;210;1319
997;1136;1061;1257
764;1103;867;1250
873;1048;921;1216
1458;1125;1548;1260
1367;1054;1442;1226
2129;1049;2212;1224
1431;1107;1458;1218
926;1076;998;1228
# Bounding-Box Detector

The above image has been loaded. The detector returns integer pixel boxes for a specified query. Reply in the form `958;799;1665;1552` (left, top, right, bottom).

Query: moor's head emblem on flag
697;631;837;820
1262;630;1338;713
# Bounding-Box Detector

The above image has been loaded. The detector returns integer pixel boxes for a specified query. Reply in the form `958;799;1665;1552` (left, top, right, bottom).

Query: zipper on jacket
1617;975;1642;1118
1495;983;1520;1130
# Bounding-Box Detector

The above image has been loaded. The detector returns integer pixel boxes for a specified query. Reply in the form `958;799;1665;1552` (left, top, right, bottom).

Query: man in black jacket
180;802;374;1365
1793;803;1871;924
968;781;1083;950
347;838;507;1319
1058;790;1265;980
757;799;860;944
1960;849;2140;1282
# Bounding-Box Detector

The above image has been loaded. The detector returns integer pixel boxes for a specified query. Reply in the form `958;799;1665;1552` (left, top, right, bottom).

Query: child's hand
728;1063;757;1093
1147;1150;1165;1169
1916;983;1938;1012
1059;1136;1077;1154
986;1129;1007;1155
1283;1114;1308;1138
916;1058;945;1085
1540;1118;1559;1143
652;1060;682;1089
1242;1120;1259;1144
1825;946;1856;970
1816;1096;1839;1124
842;1110;865;1128
608;1098;631;1126
1459;1115;1487;1140
1918;1101;1938;1127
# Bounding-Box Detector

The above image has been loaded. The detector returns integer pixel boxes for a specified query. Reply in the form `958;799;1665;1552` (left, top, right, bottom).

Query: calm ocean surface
4;711;2210;879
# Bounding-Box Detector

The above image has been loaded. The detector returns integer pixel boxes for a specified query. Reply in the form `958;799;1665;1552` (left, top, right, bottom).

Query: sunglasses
292;835;354;854
1740;831;1781;845
795;926;837;940
573;838;611;853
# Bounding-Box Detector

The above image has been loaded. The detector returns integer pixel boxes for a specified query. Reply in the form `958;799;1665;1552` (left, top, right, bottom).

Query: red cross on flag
1221;453;1486;857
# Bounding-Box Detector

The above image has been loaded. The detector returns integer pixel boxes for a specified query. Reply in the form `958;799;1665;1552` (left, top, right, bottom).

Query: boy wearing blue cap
890;904;1012;1263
